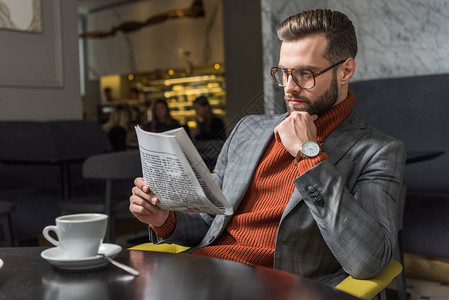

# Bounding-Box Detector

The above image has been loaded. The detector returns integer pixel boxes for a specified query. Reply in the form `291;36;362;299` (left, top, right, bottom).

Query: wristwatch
293;141;321;166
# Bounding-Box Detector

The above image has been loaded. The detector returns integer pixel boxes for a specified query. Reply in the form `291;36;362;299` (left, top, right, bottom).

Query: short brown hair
277;9;357;63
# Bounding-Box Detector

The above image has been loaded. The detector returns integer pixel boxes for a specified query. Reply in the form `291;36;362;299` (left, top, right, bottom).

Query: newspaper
135;126;233;216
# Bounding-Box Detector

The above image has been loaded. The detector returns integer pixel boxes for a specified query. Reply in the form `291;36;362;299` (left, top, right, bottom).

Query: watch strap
293;149;305;166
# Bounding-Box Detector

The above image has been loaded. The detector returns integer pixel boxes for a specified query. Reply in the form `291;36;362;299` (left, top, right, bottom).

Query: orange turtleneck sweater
152;91;356;268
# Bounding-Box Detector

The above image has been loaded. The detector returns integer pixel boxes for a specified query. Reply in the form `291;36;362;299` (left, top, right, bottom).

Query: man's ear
340;58;356;85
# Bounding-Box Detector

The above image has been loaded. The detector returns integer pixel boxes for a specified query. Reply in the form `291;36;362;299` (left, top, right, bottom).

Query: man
103;87;114;102
129;9;405;287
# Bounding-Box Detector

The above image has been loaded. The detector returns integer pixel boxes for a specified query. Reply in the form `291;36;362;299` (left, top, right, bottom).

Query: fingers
274;111;319;156
129;193;169;226
129;192;165;220
134;177;150;193
130;177;161;215
285;111;318;130
130;177;170;226
273;126;281;142
129;193;160;215
289;111;314;121
132;185;153;201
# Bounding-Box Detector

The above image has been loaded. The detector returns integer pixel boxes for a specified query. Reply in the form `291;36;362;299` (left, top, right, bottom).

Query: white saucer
0;258;3;269
41;243;122;271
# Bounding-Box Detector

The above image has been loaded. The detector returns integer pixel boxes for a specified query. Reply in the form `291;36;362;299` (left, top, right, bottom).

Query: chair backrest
0;120;112;161
350;74;449;193
0;121;55;161
49;120;112;159
82;150;142;180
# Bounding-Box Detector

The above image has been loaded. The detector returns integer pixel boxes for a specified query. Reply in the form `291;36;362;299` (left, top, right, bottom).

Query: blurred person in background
193;96;226;141
103;87;115;103
141;99;190;137
102;104;130;151
129;87;140;100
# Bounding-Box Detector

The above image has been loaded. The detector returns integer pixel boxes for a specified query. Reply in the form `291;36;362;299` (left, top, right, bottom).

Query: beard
284;72;339;116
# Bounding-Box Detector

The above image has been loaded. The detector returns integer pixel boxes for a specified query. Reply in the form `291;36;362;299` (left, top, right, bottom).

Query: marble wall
262;0;449;113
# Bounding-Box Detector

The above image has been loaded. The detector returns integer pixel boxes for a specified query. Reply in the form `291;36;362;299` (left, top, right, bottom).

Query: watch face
302;141;320;157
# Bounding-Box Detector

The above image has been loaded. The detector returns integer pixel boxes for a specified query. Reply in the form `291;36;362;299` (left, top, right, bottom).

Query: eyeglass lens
272;69;315;89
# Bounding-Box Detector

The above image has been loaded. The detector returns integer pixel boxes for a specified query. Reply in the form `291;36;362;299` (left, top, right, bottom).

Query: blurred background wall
1;0;448;120
84;0;223;78
0;0;82;120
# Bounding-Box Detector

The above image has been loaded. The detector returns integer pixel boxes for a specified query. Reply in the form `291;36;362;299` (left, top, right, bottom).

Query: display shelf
98;65;226;131
141;73;226;129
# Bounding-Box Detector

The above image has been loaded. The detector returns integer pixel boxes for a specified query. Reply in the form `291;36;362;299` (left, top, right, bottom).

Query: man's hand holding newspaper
130;127;233;219
130;177;170;227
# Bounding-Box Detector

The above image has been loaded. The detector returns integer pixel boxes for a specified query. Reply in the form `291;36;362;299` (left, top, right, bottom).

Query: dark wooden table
0;247;357;300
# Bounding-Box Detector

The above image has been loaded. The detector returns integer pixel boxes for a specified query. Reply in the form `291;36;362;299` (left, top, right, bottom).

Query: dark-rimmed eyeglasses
270;59;347;89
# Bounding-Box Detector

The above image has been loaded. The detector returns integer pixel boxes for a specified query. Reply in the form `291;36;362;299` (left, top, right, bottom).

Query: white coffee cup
43;213;108;259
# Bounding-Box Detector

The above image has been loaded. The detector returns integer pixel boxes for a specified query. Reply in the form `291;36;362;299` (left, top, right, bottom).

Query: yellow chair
336;260;403;300
129;243;402;300
129;242;190;253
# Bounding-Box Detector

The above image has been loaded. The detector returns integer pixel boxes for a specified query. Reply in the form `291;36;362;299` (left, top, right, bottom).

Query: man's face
278;34;341;116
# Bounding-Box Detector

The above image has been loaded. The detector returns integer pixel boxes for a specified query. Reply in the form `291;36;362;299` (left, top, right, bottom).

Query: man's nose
284;74;302;94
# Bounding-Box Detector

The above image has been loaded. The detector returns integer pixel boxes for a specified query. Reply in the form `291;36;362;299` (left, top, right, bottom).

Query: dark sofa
0;120;112;240
350;74;449;257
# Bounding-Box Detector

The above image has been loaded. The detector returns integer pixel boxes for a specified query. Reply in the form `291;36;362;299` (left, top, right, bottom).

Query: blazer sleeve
294;138;405;279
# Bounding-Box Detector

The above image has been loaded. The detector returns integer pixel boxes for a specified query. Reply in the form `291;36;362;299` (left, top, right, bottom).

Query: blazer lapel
323;111;367;165
282;111;367;218
224;114;287;209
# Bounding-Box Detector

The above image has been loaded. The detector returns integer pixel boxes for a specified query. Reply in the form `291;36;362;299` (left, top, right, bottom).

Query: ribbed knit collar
315;90;356;144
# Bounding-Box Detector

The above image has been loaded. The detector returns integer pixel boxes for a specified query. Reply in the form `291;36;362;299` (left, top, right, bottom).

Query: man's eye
292;69;313;77
299;70;313;77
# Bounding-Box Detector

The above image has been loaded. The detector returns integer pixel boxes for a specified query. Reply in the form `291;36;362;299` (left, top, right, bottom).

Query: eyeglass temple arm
314;59;347;77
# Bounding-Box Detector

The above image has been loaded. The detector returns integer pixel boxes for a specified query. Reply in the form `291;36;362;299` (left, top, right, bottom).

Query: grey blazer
150;111;406;287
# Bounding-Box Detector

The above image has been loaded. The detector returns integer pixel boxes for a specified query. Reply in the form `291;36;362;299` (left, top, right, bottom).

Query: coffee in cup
43;213;108;258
